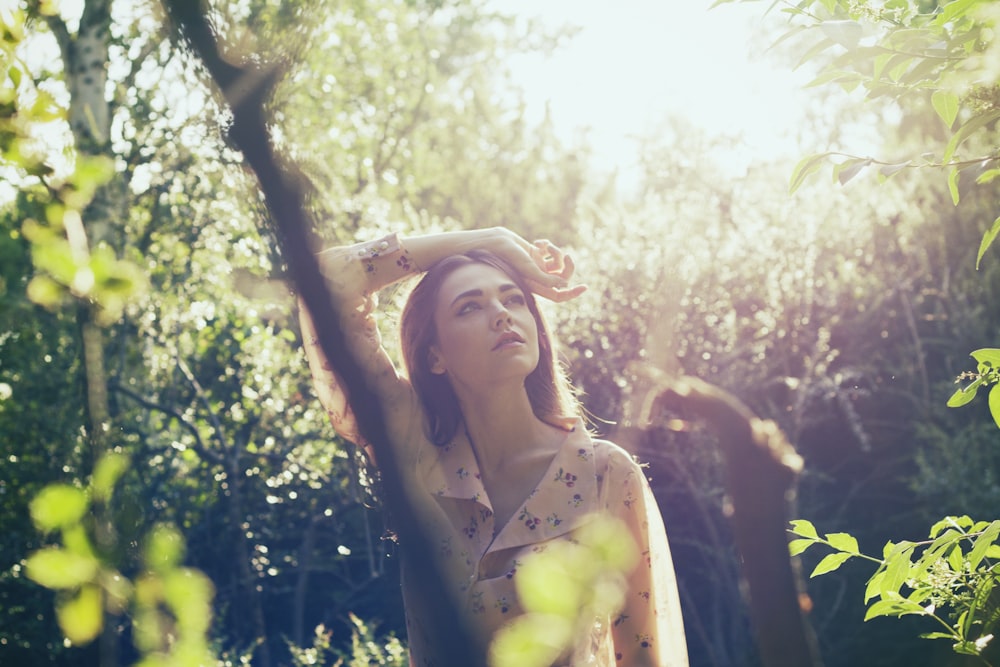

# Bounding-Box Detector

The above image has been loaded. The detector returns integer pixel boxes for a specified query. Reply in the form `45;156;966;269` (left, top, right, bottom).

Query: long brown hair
400;250;579;445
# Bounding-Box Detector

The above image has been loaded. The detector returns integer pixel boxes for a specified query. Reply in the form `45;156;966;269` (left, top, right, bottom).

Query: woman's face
429;262;541;394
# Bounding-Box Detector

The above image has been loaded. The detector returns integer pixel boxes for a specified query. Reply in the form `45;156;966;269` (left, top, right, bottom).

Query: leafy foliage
947;348;1000;428
790;517;1000;664
716;0;1000;265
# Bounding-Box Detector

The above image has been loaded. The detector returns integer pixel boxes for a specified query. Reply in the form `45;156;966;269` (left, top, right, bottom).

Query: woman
300;227;687;666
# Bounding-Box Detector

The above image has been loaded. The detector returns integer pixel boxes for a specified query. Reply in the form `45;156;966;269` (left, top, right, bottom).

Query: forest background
2;0;1000;666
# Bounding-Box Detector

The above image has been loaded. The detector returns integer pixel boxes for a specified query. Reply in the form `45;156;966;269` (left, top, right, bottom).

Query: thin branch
177;356;231;451
110;381;223;465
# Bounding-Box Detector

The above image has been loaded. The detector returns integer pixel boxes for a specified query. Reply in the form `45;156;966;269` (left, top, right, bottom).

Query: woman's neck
457;383;556;476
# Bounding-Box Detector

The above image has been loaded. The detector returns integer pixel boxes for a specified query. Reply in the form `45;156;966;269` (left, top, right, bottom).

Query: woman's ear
429;346;446;375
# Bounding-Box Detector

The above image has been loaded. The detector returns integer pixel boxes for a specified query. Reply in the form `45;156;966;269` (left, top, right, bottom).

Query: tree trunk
646;376;824;667
47;3;118;665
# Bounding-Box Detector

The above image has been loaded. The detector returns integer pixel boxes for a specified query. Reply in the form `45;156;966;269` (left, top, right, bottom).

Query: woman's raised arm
299;227;585;452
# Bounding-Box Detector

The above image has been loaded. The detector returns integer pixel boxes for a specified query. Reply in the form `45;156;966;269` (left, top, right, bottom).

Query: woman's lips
492;332;525;350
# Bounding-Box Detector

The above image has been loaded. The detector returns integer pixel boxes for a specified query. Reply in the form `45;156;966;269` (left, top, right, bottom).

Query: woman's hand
475;228;587;302
527;239;587;302
401;227;587;301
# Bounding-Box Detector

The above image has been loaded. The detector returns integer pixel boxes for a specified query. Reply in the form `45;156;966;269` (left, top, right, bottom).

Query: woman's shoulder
585;433;646;475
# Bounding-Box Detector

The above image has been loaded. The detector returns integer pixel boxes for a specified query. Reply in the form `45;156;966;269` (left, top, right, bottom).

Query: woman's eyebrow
450;288;483;307
449;283;520;307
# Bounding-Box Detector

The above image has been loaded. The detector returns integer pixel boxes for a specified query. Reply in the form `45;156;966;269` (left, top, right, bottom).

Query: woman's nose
493;304;513;329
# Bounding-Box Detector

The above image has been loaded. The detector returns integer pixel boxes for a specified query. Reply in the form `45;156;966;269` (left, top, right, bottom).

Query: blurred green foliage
490;515;637;667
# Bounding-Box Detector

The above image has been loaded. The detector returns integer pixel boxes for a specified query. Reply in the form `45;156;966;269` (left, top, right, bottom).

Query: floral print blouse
300;234;688;666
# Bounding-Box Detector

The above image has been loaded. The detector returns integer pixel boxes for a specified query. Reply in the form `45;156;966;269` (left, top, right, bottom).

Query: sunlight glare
488;0;817;184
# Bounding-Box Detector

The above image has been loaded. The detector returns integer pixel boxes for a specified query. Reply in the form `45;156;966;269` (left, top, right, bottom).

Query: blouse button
378;240;389;251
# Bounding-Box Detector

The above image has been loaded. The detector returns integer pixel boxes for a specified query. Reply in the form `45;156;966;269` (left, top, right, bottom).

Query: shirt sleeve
604;448;689;667
298;233;419;450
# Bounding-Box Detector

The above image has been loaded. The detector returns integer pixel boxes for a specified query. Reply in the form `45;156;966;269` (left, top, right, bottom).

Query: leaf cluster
25;453;217;666
790;516;1000;662
947;348;1000;428
720;0;1000;267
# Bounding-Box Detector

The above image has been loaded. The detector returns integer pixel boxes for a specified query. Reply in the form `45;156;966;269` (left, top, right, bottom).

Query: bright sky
489;0;816;182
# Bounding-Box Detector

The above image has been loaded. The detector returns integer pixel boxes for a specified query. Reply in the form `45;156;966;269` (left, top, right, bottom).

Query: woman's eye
457;301;480;315
505;294;526;307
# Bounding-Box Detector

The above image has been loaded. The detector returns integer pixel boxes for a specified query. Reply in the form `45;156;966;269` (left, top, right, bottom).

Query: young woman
300;227;687;666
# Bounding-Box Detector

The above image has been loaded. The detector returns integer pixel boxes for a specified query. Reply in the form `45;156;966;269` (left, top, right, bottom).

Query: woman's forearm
317;227;582;300
401;228;497;274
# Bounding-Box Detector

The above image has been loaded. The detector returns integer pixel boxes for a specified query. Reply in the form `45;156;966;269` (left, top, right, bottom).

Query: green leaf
887;56;915;83
789;154;832;194
91;452;129;503
490;613;572;667
879;161;911;180
144;524;185;573
950;516;976;531
968;520;1000;569
953;640;981;656
930;518;958;539
766;24;809;53
948;378;983;407
912;529;963;582
948;542;965;571
989;384;1000;429
796;37;837;70
26;274;65;308
30;484;89;532
57;584;103;645
789;519;819;539
948;167;960;205
976;168;1000;184
805;69;862;89
880;545;914;598
865;568;887;603
965;577;994;637
933;0;987;26
920;632;957;641
789;538;817;556
820;20;863;48
932;90;960;129
811;552;853;577
825;532;860;554
25;547;99;589
835;158;871;186
864;595;929;621
976;216;1000;269
163;568;214;635
944;110;1000;164
971;349;1000;368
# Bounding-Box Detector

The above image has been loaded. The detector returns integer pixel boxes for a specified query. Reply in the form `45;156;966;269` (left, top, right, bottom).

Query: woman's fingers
532;239;567;275
484;230;583;300
527;273;587;302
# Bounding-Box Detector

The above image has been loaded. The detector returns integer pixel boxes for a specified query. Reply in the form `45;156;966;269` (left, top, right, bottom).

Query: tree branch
159;2;483;664
109;381;222;465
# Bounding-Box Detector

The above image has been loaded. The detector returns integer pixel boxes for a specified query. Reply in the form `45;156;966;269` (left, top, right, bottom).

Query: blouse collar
419;419;601;549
